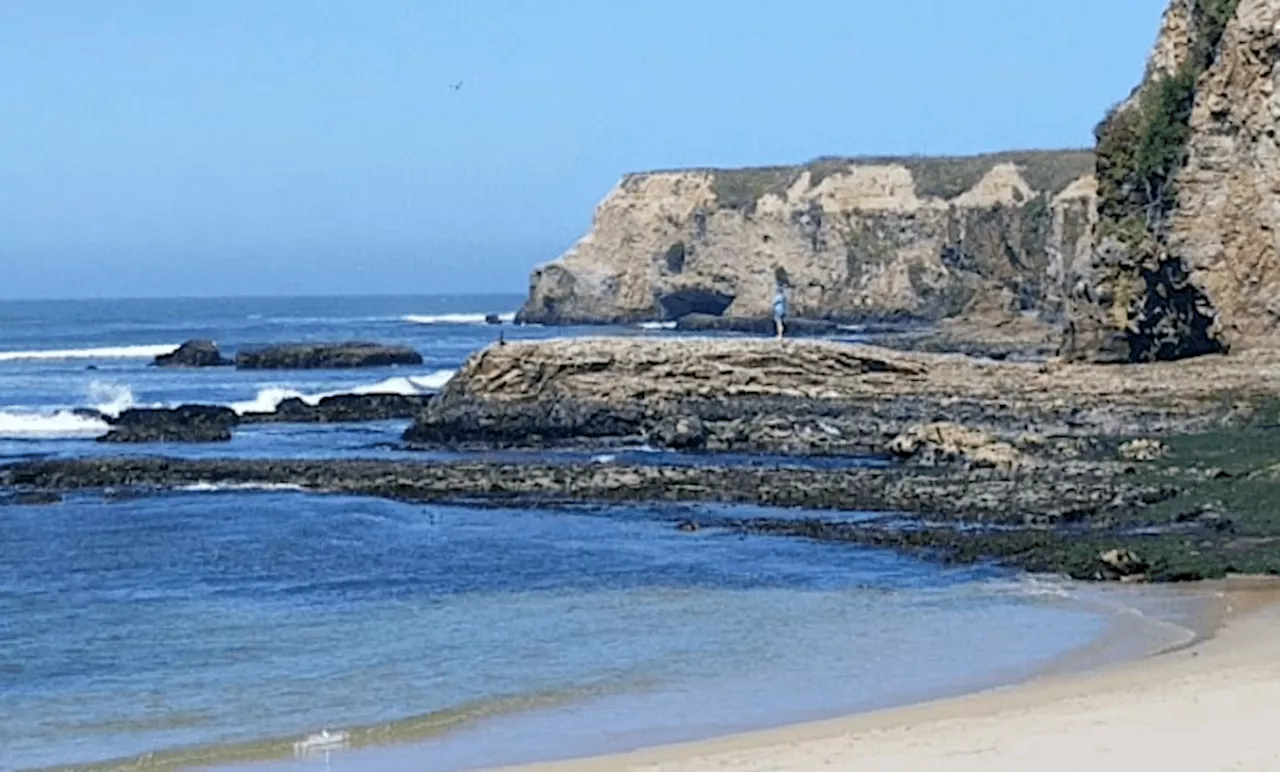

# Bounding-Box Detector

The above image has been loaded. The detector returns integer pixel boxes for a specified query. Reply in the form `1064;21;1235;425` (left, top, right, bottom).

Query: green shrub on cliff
1095;0;1241;245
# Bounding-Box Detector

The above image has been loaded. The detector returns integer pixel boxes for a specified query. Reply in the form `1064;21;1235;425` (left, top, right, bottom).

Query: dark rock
1174;503;1234;533
154;339;233;368
651;415;707;450
234;342;423;370
99;405;238;443
658;289;735;319
484;313;503;325
676;520;701;533
404;397;647;447
240;393;434;424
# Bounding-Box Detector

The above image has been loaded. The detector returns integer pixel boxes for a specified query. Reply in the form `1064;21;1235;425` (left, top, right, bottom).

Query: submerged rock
1;491;64;506
234;342;423;370
154;339;232;368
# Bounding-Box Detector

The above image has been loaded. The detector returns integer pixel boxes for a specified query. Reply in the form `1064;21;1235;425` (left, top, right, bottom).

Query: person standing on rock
772;279;788;340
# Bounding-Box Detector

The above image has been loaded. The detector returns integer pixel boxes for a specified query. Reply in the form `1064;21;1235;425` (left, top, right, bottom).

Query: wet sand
499;578;1280;772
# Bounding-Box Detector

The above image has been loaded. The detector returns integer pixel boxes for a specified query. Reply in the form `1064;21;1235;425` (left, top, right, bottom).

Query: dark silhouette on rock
675;314;843;336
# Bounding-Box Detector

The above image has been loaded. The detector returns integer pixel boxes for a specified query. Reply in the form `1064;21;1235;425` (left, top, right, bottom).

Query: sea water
0;295;1186;771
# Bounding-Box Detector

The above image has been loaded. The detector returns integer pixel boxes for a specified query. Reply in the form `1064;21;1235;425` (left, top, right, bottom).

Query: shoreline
38;572;1178;772
182;575;1217;772
494;577;1280;772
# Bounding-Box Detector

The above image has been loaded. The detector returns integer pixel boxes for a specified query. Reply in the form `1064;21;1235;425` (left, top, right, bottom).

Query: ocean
0;295;1202;771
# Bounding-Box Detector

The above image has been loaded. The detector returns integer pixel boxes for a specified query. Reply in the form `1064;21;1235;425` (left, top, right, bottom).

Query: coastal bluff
1064;0;1280;361
517;151;1097;328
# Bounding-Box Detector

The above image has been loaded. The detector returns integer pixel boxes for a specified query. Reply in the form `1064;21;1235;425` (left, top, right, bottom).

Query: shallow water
0;492;1116;771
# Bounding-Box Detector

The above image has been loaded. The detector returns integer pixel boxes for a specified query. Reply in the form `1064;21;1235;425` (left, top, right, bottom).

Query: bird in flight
450;81;463;92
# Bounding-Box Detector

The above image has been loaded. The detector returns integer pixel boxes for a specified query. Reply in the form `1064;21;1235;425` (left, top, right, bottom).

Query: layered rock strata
519;152;1097;329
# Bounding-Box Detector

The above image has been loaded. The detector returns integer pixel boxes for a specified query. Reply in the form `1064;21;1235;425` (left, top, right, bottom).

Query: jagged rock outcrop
234;342;423;370
518;152;1097;327
1064;0;1280;362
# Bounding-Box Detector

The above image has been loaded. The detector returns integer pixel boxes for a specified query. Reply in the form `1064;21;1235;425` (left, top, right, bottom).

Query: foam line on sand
497;578;1280;772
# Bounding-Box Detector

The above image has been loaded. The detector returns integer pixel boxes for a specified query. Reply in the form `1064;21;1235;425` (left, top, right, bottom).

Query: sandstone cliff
1064;0;1280;361
519;152;1096;326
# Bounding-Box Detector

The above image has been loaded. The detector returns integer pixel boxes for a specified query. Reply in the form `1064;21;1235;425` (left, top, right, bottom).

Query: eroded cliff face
519;152;1096;325
1065;0;1280;362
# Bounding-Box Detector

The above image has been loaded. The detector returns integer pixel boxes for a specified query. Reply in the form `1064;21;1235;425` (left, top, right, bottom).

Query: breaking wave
0;382;141;439
230;371;455;415
402;313;515;325
0;410;108;439
0;344;178;363
637;321;678;331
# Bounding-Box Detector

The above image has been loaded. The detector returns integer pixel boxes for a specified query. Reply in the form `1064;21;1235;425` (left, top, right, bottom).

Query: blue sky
1;0;1169;299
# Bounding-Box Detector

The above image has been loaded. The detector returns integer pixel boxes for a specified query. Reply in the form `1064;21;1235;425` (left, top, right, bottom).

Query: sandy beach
503;579;1280;772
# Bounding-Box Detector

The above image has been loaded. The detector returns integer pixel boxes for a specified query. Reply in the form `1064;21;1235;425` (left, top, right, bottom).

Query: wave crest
402;313;514;325
0;410;109;439
0;344;178;363
230;370;455;415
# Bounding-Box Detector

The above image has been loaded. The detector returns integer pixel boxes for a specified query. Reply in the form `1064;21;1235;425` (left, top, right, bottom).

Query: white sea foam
229;387;309;416
293;729;350;758
229;370;456;415
402;312;515;325
0;344;179;362
0;409;109;439
637;321;678;331
343;371;455;395
177;482;309;493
